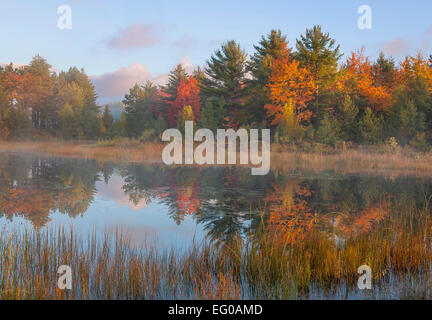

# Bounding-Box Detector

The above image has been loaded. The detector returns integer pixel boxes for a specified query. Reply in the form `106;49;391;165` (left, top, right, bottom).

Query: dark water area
1;152;431;249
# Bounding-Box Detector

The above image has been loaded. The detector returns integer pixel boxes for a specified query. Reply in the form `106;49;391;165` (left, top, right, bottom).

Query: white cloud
0;62;27;69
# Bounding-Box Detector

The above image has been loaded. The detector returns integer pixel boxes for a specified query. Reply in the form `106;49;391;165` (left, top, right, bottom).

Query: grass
271;147;432;177
0;139;164;164
1;139;432;176
1;201;432;300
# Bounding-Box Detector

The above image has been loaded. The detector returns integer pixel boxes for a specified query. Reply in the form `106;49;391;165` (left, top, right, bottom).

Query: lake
1;151;432;299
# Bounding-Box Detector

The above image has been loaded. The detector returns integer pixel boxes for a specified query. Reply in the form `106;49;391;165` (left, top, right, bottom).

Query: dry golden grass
1;140;432;177
0;139;164;164
271;148;432;177
1;201;432;299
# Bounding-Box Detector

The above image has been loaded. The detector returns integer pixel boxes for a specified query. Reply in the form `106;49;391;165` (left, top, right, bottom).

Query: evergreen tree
295;25;342;88
373;52;397;88
359;108;383;144
102;105;114;138
246;30;290;125
199;97;226;132
316;113;340;146
295;26;342;122
162;64;188;102
201;40;247;125
338;95;359;141
123;81;157;137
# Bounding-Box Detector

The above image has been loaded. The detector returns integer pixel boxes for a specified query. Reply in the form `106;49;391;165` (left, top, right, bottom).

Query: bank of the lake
1;140;432;177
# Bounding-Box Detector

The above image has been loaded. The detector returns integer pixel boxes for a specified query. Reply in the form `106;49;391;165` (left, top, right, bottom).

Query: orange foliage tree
400;54;432;94
340;49;392;112
265;55;316;126
168;76;201;126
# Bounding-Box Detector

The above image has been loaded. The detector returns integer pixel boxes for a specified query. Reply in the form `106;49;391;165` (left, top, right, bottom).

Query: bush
384;137;401;154
359;108;383;144
410;133;430;152
316;114;340;146
139;129;157;142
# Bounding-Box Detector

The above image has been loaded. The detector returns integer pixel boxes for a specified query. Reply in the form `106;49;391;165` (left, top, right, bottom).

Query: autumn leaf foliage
400;54;432;94
265;55;316;125
341;49;392;111
168;76;201;126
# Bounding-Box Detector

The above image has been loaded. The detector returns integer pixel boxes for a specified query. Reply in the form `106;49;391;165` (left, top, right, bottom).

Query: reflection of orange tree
264;181;316;243
0;187;55;228
56;179;93;218
0;182;94;228
329;200;390;236
0;156;97;228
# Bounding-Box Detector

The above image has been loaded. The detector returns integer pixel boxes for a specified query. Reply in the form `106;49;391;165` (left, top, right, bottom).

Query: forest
1;25;432;150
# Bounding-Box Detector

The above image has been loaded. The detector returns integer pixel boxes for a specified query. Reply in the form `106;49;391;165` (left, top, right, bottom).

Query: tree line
1;25;432;149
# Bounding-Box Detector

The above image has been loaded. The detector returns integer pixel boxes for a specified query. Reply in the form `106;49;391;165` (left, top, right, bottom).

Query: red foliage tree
168;76;201;126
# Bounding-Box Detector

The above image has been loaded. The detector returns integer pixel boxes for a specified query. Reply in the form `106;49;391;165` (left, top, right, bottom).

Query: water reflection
0;152;431;245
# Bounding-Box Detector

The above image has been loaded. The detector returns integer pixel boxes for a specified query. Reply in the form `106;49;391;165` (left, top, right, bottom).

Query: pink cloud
108;23;162;49
90;56;195;103
96;174;148;210
90;63;152;100
382;38;410;56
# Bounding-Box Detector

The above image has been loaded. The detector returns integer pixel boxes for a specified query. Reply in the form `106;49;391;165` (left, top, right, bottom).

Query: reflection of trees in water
120;164;165;208
1;153;432;243
194;168;272;242
0;154;99;228
264;173;432;239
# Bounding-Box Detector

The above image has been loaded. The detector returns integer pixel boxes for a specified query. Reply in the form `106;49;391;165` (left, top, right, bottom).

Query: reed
1;200;432;299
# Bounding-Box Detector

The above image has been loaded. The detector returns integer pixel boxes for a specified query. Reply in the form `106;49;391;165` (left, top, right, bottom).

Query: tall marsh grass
1;201;432;299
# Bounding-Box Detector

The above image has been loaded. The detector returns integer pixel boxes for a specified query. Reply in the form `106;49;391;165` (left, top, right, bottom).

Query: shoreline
1;140;432;177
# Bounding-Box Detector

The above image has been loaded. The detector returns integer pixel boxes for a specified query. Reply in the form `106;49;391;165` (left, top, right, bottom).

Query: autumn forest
1;26;432;150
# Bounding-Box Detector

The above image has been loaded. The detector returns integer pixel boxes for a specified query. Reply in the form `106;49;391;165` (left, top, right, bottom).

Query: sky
0;0;431;103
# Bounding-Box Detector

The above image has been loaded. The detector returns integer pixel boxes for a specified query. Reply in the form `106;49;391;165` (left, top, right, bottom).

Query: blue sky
1;0;431;103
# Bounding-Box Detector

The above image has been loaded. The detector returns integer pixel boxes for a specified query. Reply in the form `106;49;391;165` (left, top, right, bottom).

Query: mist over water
1;151;431;248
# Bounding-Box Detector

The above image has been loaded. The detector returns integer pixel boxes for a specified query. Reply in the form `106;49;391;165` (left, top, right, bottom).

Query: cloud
108;23;162;50
0;61;60;74
0;62;27;69
381;38;410;56
90;63;151;102
179;56;195;74
150;56;195;88
90;56;195;104
96;174;148;210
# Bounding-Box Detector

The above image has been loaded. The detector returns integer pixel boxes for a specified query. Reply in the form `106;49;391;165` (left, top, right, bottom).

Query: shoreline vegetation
1;199;432;299
2;140;432;177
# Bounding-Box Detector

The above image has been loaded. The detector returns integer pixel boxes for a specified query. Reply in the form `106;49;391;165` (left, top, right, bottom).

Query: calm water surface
1;152;431;251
